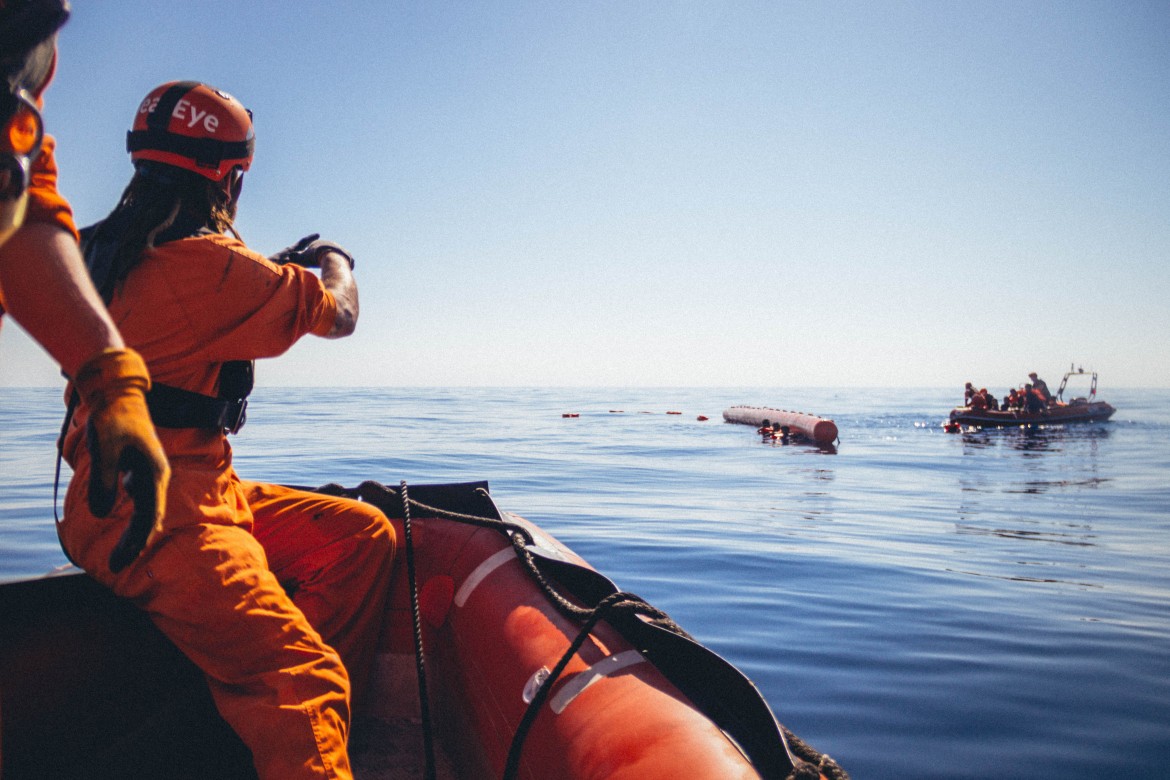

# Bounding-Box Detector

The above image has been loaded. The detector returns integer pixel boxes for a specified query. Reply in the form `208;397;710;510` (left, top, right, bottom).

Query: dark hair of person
86;161;237;301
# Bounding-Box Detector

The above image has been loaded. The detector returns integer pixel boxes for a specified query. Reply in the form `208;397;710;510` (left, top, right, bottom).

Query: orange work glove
72;347;170;573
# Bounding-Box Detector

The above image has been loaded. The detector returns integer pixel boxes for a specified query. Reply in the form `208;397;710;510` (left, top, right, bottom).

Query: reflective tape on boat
454;547;515;608
455;530;573;609
548;649;646;714
522;666;552;704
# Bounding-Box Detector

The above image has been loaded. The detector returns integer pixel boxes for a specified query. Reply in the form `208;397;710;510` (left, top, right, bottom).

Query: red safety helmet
126;81;254;182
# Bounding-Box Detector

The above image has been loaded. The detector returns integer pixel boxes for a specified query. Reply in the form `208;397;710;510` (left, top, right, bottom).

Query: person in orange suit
56;81;395;780
1;0;169;557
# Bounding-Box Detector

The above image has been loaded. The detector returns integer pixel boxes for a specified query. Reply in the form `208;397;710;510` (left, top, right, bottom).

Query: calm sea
2;386;1168;779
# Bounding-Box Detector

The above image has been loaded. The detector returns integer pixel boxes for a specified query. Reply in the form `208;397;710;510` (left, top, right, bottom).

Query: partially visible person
1023;383;1046;414
58;80;395;780
1;0;169;565
1028;372;1052;405
963;382;976;406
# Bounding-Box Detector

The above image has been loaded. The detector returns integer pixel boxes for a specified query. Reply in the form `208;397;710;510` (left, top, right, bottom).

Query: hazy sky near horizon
2;1;1167;389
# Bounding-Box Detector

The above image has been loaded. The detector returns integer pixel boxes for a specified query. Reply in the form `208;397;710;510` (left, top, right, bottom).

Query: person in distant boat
1028;372;1052;405
1023;383;1046;413
56;81;394;780
979;388;998;411
969;389;987;411
1;1;169;551
964;382;976;406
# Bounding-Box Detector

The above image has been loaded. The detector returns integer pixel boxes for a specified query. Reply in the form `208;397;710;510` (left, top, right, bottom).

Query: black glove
268;233;320;266
104;446;161;573
269;235;354;269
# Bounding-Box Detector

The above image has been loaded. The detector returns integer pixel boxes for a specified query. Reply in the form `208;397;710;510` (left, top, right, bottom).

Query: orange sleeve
23;135;80;242
311;289;339;336
112;234;338;376
195;236;337;353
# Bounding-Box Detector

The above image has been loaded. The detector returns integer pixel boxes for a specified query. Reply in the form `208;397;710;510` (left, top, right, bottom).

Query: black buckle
0;153;31;202
222;398;247;434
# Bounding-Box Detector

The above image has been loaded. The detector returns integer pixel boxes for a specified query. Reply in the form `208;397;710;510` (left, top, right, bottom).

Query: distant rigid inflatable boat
948;368;1116;428
0;480;846;780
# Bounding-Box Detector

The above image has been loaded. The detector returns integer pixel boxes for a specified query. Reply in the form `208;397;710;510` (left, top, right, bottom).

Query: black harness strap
146;384;245;433
146;360;252;434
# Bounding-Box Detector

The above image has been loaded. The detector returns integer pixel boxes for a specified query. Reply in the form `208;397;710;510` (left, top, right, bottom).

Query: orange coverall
0;50;80;331
57;235;396;779
0;135;80;325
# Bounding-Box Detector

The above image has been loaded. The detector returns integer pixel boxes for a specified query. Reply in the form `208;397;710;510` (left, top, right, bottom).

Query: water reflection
959;423;1111;454
954;522;1096;547
950;418;1111;588
760;437;838;455
1004;476;1110;495
958;425;1106;497
943;566;1104;588
939;404;1163;614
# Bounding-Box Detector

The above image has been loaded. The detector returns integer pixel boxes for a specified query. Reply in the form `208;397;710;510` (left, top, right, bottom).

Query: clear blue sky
3;1;1168;388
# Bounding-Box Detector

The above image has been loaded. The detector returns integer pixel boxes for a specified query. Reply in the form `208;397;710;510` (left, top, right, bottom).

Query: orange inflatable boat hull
363;480;823;779
380;514;756;778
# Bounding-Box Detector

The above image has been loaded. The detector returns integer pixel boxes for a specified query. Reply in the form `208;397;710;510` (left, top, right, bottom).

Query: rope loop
781;725;850;780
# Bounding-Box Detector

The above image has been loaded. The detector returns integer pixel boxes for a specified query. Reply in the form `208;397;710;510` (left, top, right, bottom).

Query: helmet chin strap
226;168;244;202
224;168;244;241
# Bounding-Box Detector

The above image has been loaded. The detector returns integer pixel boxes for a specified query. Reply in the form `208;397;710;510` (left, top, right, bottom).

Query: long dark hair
84;161;238;302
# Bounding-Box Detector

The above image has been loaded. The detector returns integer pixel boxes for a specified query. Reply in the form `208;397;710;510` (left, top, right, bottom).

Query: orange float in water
722;405;839;446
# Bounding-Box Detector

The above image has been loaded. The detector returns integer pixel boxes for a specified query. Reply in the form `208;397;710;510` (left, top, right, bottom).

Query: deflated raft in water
0;480;847;780
724;406;839;446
